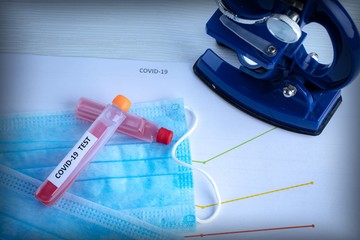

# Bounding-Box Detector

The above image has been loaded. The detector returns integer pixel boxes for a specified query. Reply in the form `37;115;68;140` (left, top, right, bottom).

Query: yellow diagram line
196;181;314;209
192;127;277;165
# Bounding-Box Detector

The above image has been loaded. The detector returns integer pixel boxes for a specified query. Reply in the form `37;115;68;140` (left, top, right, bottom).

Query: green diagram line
193;127;277;164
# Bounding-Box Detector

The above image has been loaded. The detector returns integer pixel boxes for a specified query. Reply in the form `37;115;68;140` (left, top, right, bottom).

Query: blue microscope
194;0;360;135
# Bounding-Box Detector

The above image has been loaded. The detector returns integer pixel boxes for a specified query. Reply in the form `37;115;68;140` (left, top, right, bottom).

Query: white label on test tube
47;131;98;188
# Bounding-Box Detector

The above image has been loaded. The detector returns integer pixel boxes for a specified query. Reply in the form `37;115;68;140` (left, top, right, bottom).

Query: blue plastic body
194;0;360;135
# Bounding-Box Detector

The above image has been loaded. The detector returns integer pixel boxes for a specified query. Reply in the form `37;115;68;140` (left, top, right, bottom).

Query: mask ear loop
170;106;222;224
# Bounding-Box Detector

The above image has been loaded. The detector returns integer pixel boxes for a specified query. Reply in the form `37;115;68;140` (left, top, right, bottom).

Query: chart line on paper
192;127;277;165
196;181;314;209
183;224;315;238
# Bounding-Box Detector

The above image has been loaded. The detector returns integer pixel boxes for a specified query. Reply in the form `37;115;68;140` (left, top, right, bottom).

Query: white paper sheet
1;53;359;239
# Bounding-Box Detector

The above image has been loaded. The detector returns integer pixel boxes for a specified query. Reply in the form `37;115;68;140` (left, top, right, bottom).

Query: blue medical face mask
0;98;196;237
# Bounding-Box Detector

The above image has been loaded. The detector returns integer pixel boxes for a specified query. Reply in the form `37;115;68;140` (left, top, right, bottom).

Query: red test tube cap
156;127;174;145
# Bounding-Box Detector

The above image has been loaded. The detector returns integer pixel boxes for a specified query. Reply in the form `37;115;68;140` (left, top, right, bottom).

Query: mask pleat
0;165;179;239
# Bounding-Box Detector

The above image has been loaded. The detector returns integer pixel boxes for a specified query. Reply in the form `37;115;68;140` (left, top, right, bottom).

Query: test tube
76;97;173;145
35;95;131;206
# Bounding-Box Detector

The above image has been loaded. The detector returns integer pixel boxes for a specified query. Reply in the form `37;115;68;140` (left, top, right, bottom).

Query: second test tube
76;97;174;145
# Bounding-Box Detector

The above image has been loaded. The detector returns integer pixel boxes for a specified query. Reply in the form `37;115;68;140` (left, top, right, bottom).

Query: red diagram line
184;224;315;238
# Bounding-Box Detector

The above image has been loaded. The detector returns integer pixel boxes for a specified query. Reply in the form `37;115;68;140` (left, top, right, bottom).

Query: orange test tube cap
112;95;131;112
